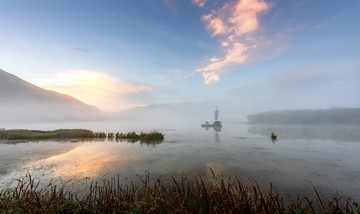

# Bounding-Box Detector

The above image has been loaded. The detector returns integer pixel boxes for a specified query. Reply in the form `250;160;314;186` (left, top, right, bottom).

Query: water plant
271;131;277;142
107;132;114;139
94;132;106;138
115;131;164;141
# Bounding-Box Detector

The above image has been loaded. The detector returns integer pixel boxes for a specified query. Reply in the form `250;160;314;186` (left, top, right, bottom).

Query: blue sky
0;0;359;115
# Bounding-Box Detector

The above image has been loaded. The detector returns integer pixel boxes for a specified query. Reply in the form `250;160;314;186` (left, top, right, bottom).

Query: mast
214;107;219;121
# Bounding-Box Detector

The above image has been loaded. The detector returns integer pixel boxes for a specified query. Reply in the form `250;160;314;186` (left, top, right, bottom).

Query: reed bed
94;132;106;138
115;131;164;141
0;129;95;140
0;171;358;213
0;130;164;142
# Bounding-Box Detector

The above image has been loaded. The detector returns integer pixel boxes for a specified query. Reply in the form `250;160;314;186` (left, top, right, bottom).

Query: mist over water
1;120;360;199
1;72;360;198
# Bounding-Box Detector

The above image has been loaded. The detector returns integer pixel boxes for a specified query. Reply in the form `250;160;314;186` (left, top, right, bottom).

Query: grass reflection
115;138;163;145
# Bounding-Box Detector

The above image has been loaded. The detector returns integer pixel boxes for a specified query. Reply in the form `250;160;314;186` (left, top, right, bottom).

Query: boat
201;107;222;128
201;121;213;128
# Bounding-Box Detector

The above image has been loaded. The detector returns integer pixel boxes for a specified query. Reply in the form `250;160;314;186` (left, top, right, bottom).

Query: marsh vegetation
0;129;94;140
271;132;277;142
115;131;164;141
0;172;358;213
0;129;164;142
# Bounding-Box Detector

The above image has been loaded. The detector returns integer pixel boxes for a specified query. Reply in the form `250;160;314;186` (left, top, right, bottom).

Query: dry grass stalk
0;172;359;213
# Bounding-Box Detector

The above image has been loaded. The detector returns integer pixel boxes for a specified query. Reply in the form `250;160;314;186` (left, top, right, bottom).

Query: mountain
247;108;360;125
0;69;105;124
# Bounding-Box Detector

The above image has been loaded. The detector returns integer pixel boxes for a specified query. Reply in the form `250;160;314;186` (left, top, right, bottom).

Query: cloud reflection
48;142;141;179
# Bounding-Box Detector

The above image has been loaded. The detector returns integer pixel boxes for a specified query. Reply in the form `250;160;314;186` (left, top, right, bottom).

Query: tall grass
0;171;358;213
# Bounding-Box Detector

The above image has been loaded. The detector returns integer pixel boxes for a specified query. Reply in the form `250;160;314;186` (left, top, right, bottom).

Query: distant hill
247;108;360;125
0;69;105;123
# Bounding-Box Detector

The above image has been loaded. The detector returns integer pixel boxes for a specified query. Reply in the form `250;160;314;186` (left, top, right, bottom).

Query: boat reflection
202;124;221;145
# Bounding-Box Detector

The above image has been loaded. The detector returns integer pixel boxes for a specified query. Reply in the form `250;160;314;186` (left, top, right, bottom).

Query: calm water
1;123;360;199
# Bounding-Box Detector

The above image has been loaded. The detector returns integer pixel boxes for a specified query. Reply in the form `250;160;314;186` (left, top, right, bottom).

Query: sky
0;0;359;115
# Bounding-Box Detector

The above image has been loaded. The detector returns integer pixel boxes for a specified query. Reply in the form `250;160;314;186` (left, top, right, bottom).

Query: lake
1;123;360;200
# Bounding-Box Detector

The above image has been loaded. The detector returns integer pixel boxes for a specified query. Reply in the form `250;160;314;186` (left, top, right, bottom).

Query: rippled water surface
1;123;359;199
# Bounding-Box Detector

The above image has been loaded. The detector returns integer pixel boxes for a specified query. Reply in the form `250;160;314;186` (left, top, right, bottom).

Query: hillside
247;108;360;125
0;69;105;123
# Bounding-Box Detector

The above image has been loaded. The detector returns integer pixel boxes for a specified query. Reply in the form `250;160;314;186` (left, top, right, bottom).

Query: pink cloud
192;0;208;7
229;0;269;35
204;16;227;36
197;43;247;73
196;0;271;84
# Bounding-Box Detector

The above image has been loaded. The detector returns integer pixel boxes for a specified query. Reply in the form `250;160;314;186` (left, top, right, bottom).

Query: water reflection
116;139;163;146
0;140;80;176
201;125;221;145
47;142;141;179
215;131;220;145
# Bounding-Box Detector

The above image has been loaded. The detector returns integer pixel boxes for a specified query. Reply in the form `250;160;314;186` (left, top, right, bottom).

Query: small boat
201;121;213;128
213;120;222;127
201;107;222;128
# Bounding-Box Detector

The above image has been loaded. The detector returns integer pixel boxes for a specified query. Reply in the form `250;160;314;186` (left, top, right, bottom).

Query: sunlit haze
1;0;359;114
